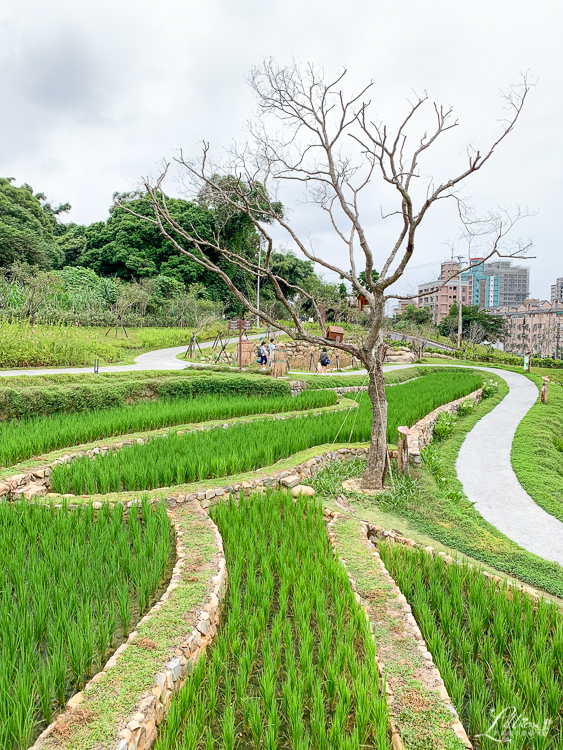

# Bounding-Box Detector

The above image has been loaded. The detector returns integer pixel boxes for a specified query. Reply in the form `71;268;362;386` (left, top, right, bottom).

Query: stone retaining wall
324;509;405;750
360;522;472;749
407;388;482;464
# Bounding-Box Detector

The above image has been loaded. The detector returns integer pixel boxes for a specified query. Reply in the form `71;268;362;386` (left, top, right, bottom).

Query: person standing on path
268;338;276;367
259;341;268;369
319;347;330;375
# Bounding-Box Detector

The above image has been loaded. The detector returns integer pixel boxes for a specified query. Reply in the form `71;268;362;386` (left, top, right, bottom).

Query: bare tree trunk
361;357;388;490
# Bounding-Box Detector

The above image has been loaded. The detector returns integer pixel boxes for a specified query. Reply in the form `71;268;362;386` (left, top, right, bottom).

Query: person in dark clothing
319;347;330;374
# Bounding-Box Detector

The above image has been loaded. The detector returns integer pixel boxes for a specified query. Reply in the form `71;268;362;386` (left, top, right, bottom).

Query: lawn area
512;374;563;523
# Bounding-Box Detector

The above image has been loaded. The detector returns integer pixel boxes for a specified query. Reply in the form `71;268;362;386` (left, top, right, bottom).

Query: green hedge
0;375;291;420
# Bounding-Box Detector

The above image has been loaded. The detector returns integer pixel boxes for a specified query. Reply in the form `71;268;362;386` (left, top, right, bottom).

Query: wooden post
238;325;242;373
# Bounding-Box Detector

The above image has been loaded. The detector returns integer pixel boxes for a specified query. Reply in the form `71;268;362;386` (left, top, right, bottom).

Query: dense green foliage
0;500;173;750
156;490;389;750
512;378;563;523
380;543;563;748
50;371;483;494
0;373;291;420
0;179;68;269
438;303;505;340
0;390;337;466
393;303;433;326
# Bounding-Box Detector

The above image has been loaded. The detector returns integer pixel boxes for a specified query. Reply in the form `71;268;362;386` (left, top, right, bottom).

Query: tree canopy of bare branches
133;61;533;488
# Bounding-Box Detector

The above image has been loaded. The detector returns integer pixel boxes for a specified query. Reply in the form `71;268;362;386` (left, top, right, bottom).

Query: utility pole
256;240;262;328
454;255;464;349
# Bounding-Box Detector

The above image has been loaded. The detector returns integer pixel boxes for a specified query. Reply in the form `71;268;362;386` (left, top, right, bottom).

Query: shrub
481;379;499;398
0;375;291;420
432;411;457;441
457;399;475;417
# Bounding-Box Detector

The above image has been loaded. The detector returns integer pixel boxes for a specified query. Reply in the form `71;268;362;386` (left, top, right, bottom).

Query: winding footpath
0;335;264;378
455;367;563;567
1;347;563;566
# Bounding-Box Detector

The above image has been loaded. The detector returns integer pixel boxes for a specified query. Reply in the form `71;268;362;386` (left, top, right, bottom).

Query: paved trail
455;367;563;567
0;335;265;378
2;349;562;566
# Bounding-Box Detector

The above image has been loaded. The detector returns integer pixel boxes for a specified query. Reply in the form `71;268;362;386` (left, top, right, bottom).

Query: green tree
395;304;433;326
0;178;68;268
438;303;505;340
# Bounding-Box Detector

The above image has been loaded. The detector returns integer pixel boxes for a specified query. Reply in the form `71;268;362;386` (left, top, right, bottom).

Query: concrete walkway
455;367;563;567
0;334;265;378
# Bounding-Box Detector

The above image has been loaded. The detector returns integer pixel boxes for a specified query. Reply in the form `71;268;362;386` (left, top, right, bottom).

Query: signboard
228;319;253;331
523;354;531;372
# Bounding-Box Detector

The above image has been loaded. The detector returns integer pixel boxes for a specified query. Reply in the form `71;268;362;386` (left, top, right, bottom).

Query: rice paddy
0;390;338;467
49;370;483;495
155;490;390;750
379;541;563;749
0;499;173;750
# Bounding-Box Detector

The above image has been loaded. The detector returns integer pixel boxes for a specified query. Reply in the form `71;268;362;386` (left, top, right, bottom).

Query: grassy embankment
309;374;563;600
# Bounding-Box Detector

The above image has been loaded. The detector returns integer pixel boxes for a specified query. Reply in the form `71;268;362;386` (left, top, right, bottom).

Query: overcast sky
1;0;560;300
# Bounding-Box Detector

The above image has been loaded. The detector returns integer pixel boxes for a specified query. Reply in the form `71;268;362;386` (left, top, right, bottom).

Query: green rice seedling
379;540;563;748
154;490;389;749
36;661;53;726
247;698;263;749
0;389;339;466
221;703;236;750
50;371;483;494
0;500;172;749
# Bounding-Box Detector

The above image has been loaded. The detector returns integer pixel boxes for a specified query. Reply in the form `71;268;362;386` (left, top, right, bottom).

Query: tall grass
380;542;563;749
156;490;390;749
0;390;337;466
0;499;172;750
50;371;483;494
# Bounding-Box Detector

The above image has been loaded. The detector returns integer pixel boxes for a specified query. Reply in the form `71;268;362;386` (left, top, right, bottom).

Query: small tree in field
134;62;532;489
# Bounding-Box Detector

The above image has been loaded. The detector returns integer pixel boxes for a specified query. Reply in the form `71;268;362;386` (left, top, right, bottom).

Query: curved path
455;367;563;567
0;335;265;378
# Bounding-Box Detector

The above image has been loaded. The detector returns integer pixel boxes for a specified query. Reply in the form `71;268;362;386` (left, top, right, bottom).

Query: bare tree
133;61;532;489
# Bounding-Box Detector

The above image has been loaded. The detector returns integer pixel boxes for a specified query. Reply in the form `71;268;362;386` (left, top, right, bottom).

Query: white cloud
0;0;560;298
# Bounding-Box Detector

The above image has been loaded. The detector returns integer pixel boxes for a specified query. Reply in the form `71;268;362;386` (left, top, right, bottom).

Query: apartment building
461;259;500;309
417;261;469;323
498;299;563;357
551;277;563;303
485;260;529;307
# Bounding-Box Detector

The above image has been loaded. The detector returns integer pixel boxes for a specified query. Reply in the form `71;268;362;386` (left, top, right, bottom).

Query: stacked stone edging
407;388;482;465
114;509;225;750
366;523;548;604
0;400;356;502
324;509;404;750
358;521;472;749
29;502;226;750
